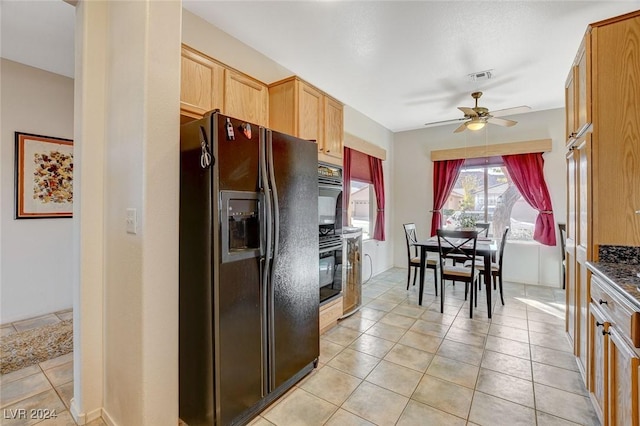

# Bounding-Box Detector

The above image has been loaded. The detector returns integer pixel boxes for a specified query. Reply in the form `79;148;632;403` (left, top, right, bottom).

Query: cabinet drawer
591;275;640;347
319;295;343;334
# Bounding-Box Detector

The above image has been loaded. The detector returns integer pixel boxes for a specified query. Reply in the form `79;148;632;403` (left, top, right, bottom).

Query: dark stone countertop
586;261;640;310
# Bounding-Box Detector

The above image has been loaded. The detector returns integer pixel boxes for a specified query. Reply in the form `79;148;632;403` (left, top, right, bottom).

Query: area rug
0;319;73;374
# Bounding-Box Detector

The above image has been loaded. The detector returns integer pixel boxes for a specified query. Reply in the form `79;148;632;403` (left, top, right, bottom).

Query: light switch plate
126;208;137;234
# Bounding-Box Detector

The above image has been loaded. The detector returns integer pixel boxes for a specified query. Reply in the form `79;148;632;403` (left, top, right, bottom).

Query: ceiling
3;1;640;132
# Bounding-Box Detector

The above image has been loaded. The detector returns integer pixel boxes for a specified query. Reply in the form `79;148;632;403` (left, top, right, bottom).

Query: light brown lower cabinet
319;295;342;334
589;302;608;423
589;275;640;425
608;327;640;426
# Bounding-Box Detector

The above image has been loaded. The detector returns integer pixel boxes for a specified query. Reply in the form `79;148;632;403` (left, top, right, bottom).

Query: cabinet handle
599;299;608;305
602;330;611;336
635;210;640;214
596;321;605;328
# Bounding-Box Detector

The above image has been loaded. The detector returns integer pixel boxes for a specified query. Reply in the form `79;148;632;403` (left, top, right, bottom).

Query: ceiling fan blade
488;117;517;127
454;122;468;133
490;105;531;117
458;107;478;117
424;117;467;127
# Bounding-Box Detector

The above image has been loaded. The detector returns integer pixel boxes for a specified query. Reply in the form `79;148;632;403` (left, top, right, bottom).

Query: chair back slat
476;222;490;237
436;229;479;271
403;223;418;257
497;227;510;269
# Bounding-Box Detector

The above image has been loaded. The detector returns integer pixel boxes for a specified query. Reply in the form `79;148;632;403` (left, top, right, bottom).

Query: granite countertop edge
586;261;640;310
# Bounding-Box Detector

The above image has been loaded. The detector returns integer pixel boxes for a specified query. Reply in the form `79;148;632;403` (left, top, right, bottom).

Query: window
443;164;537;241
349;180;375;240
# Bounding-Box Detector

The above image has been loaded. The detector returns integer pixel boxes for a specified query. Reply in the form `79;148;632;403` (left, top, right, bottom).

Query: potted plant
460;213;476;230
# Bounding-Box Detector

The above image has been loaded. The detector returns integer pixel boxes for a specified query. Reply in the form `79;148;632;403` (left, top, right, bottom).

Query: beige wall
0;58;74;323
72;1;181;424
393;108;567;286
344;106;395;278
181;12;396;278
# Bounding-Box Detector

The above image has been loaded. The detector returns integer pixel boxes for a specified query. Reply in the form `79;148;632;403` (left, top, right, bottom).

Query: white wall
0;59;74;323
393;108;567;286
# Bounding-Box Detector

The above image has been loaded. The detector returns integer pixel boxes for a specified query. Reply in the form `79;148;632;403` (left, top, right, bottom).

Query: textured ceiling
3;1;640;132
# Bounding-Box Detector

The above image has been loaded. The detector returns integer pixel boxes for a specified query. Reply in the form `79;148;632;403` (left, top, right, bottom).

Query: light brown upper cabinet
565;10;640;425
181;45;224;121
565;36;591;144
224;69;269;128
323;96;344;162
565;11;640;249
269;77;344;166
180;44;269;127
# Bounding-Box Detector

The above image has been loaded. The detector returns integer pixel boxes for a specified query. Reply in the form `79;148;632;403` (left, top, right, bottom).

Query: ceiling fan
424;91;531;133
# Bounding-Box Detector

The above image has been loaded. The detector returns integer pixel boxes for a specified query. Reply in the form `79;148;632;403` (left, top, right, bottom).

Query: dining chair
558;223;567;290
436;229;480;318
403;223;439;295
471;226;509;306
475;222;490;237
451;222;490;266
451;222;491;293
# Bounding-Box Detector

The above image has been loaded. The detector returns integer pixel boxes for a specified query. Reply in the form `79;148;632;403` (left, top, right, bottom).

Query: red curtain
502;153;557;246
370;156;385;241
343;147;352;227
430;159;464;236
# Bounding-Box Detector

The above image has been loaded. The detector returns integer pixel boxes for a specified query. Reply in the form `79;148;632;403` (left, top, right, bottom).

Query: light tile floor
1;269;600;425
0;309;104;426
251;268;600;426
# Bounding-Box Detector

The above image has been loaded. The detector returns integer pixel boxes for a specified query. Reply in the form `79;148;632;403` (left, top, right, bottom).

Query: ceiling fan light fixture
465;119;486;131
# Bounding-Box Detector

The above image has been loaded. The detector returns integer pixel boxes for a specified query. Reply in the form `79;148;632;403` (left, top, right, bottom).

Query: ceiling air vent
468;70;493;82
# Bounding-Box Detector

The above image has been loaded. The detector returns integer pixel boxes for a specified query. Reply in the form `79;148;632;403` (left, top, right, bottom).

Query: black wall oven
319;235;342;304
318;163;343;304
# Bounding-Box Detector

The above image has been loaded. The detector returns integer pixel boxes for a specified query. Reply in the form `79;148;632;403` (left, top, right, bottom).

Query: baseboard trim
101;407;117;426
70;398;106;425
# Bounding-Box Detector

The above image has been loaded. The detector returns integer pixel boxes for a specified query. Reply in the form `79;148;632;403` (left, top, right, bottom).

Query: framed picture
15;132;74;219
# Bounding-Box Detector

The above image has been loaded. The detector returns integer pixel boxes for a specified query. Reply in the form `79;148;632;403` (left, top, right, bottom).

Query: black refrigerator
179;111;319;426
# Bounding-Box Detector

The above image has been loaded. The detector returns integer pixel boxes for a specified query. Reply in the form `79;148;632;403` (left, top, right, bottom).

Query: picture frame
15;132;74;219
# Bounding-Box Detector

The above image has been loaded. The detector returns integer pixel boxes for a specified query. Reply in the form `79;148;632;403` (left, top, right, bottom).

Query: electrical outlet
126;208;137;234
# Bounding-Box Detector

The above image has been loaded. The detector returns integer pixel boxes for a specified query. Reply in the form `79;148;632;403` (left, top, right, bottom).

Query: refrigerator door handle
266;131;280;263
260;129;273;263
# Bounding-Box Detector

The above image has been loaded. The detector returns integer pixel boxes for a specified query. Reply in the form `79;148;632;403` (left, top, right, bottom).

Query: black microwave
318;163;343;229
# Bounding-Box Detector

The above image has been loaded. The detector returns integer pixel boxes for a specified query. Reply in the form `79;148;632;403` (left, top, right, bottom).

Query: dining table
413;237;498;318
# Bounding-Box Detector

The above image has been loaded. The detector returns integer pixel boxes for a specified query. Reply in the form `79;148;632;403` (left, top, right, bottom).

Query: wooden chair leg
474;278;478;308
469;281;474;318
440;273;445;313
432;267;438;297
498;274;505;305
406;266;411;290
412;267;417;286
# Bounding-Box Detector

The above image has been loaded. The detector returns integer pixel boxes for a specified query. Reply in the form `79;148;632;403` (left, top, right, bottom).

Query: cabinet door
576;136;591;253
575;35;591;135
181;46;224;119
298;82;323;147
577;248;589;372
224;69;269;127
608;327;640;426
566;148;577;343
323;96;343;160
589;302;609;424
565;66;577;142
594;16;640;246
